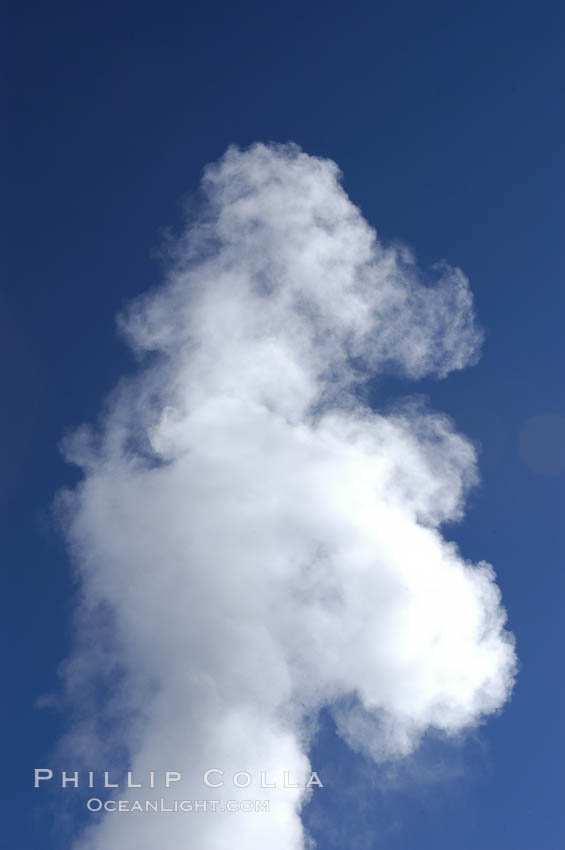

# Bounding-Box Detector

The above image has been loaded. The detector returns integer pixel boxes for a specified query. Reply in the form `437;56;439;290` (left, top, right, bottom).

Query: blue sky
3;1;565;848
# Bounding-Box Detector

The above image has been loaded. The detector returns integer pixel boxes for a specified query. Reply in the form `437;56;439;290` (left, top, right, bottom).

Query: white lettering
34;769;53;788
204;768;224;788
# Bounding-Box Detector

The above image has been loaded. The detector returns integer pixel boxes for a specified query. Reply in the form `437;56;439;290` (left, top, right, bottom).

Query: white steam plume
59;143;516;849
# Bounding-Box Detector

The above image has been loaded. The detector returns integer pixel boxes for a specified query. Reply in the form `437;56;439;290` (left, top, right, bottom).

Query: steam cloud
59;143;516;849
